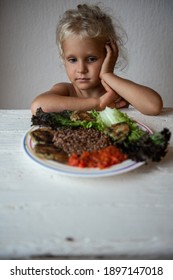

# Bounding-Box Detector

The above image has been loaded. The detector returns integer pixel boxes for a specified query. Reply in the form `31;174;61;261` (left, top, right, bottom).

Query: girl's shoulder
50;82;77;97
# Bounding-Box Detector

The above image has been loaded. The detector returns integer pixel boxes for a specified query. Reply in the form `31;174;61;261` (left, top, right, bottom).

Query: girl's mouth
76;78;90;83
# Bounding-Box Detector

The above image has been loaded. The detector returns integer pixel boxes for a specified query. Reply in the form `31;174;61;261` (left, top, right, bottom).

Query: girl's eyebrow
63;52;74;56
65;53;98;58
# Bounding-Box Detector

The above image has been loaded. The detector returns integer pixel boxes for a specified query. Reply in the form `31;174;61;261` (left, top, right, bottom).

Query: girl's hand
100;41;118;79
98;79;128;110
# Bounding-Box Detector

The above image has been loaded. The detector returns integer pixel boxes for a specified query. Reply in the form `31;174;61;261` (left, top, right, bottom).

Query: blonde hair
56;4;127;69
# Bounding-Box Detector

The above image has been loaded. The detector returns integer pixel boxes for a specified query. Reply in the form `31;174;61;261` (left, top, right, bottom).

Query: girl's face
62;36;106;93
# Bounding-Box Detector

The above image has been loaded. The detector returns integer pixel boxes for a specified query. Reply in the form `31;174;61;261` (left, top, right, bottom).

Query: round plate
23;121;153;178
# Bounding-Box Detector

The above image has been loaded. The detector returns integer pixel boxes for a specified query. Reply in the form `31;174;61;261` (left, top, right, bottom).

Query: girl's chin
74;83;92;91
72;80;102;92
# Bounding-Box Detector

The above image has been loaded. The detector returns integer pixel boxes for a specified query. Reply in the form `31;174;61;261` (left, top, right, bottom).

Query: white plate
23;121;153;178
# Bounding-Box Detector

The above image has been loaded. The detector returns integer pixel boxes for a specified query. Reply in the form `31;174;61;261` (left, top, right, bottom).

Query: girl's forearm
101;73;163;115
31;93;99;115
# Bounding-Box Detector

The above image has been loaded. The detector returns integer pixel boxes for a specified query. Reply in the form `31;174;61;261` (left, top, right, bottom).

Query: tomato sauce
68;145;128;169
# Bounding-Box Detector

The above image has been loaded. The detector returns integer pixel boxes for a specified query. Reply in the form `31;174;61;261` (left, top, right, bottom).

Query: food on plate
70;110;94;122
34;143;68;163
68;145;128;169
30;127;55;143
104;123;130;142
30;107;171;167
53;127;112;155
30;128;68;163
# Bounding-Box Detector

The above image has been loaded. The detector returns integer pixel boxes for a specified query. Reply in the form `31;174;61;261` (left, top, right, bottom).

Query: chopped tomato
68;145;128;169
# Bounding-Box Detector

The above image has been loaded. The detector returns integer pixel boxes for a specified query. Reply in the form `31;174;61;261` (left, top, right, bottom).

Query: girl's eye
66;56;97;63
68;58;77;63
88;56;97;63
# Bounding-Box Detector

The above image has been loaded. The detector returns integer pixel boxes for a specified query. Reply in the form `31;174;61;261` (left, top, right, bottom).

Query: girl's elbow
148;96;163;116
153;96;163;115
31;99;40;115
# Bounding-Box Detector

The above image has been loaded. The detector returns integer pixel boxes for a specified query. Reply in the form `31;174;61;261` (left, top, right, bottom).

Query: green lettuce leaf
98;107;145;141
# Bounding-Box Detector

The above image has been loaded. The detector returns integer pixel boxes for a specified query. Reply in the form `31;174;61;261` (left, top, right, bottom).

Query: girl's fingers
111;41;118;53
108;99;129;109
106;41;118;59
105;43;112;56
115;99;129;108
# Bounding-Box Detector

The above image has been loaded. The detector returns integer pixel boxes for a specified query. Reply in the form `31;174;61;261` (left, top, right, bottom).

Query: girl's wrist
100;72;115;81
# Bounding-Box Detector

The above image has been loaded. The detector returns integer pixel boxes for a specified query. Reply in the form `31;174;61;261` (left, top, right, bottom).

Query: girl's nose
77;61;87;74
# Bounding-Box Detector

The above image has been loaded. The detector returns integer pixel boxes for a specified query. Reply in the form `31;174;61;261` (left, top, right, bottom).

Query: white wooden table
0;108;173;260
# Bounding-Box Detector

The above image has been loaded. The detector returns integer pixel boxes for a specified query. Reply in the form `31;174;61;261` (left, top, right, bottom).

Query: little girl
31;3;163;115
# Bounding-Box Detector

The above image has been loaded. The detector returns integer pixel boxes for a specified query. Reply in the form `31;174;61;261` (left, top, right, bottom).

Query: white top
0;108;173;259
